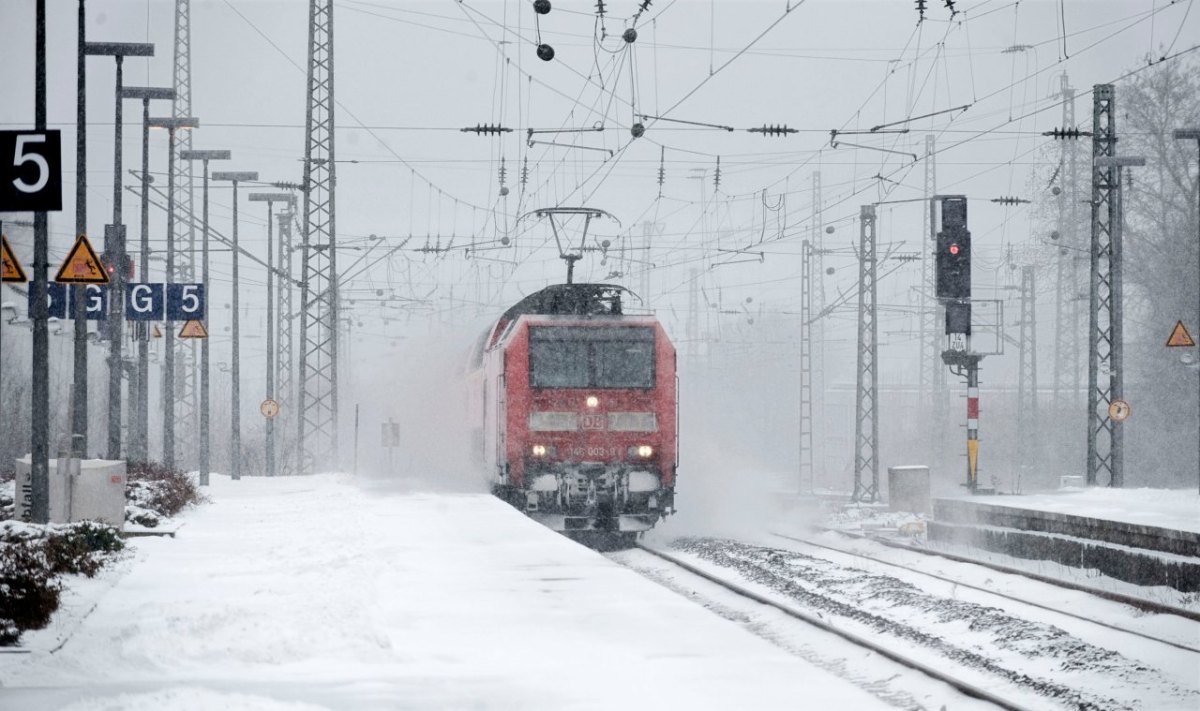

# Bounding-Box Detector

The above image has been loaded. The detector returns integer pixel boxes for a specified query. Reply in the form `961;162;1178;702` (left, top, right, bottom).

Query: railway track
807;526;1200;624
611;538;1200;711
769;530;1200;653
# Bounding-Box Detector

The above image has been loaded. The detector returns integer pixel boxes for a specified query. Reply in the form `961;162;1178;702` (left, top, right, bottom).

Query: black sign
0;130;63;213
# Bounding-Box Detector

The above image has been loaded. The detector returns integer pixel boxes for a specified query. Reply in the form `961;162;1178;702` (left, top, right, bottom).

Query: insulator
596;0;606;18
632;0;652;22
461;123;511;135
713;156;721;190
915;0;927;18
1043;127;1089;140
944;0;957;15
537;43;555;61
521;157;530;189
498;158;507;186
750;124;796;137
533;0;551;15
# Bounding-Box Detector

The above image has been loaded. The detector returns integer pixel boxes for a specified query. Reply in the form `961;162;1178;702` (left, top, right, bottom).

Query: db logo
580;413;606;430
110;475;124;485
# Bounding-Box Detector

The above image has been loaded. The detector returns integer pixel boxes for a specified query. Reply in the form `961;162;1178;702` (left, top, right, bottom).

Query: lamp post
1173;128;1200;494
148;117;199;471
84;41;155;461
212;171;259;480
181;150;231;486
248;192;293;478
71;0;87;460
1095;154;1145;488
121;86;175;462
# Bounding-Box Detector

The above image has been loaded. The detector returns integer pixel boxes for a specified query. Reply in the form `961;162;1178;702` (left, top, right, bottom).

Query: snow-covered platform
930;487;1200;592
0;473;887;711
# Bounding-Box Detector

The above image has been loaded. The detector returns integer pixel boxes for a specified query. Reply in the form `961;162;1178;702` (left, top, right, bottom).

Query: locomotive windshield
529;326;655;389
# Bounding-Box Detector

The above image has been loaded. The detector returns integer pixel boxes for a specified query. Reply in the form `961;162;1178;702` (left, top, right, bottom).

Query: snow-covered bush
125;460;206;518
40;521;124;577
0;520;123;646
0;542;60;645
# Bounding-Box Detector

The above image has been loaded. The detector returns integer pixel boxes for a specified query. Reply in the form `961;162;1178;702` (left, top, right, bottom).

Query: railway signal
935;196;971;302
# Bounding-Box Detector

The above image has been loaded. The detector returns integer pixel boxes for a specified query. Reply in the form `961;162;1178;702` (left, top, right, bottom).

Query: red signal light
948;243;960;255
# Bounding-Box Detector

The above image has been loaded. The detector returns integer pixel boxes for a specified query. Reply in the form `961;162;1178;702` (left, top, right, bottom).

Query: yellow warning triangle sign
54;234;109;284
178;320;208;339
1;235;27;283
152;324;163;338
1166;320;1196;348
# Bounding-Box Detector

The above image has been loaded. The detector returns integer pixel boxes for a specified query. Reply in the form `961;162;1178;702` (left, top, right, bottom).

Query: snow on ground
0;473;887;711
801;486;1200;612
940;486;1200;534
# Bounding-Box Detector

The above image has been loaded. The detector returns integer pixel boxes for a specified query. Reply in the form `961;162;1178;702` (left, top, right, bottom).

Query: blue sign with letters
166;283;205;321
68;284;108;320
26;282;68;319
125;283;164;321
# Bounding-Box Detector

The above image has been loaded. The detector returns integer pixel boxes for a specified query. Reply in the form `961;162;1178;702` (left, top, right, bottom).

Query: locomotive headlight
629;445;653;458
532;444;547;457
586;395;599;408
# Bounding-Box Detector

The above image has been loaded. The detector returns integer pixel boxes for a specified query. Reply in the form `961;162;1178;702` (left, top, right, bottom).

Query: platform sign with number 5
0;130;62;212
166;283;205;321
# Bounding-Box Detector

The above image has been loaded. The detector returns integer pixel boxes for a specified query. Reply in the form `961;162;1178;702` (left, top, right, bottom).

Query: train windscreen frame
529;325;655;389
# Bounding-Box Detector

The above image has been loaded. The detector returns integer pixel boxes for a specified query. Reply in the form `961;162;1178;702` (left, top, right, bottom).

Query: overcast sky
2;1;1196;470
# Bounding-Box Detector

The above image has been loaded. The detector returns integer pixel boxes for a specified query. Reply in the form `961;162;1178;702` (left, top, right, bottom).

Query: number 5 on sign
166;283;204;320
0;130;62;212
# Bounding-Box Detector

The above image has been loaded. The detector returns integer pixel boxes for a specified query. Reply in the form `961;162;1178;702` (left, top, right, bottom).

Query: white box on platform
14;457;126;530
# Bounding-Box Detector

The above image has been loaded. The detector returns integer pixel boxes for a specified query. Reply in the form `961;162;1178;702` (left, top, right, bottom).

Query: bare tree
1118;55;1200;486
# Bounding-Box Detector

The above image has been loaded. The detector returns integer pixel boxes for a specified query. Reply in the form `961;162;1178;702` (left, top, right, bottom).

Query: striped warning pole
966;359;980;491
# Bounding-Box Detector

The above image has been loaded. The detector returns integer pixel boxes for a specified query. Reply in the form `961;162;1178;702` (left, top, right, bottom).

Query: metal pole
31;0;50;522
135;97;151;461
1111;167;1126;488
967;358;980;492
72;0;88;459
213;170;254;479
266;201;275;477
162;127;177;469
201;160;210;485
232;178;242;481
182;149;229;484
107;54;125;460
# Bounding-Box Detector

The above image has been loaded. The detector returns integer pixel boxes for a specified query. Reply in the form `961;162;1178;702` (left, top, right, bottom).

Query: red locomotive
467;283;678;539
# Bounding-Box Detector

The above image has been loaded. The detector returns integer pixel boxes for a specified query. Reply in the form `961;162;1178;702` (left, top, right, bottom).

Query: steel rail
634;542;1031;711
809;528;1200;625
768;530;1200;654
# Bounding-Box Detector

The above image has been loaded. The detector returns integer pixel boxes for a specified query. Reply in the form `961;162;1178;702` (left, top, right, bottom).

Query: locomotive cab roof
499;283;631;321
470;284;640;363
